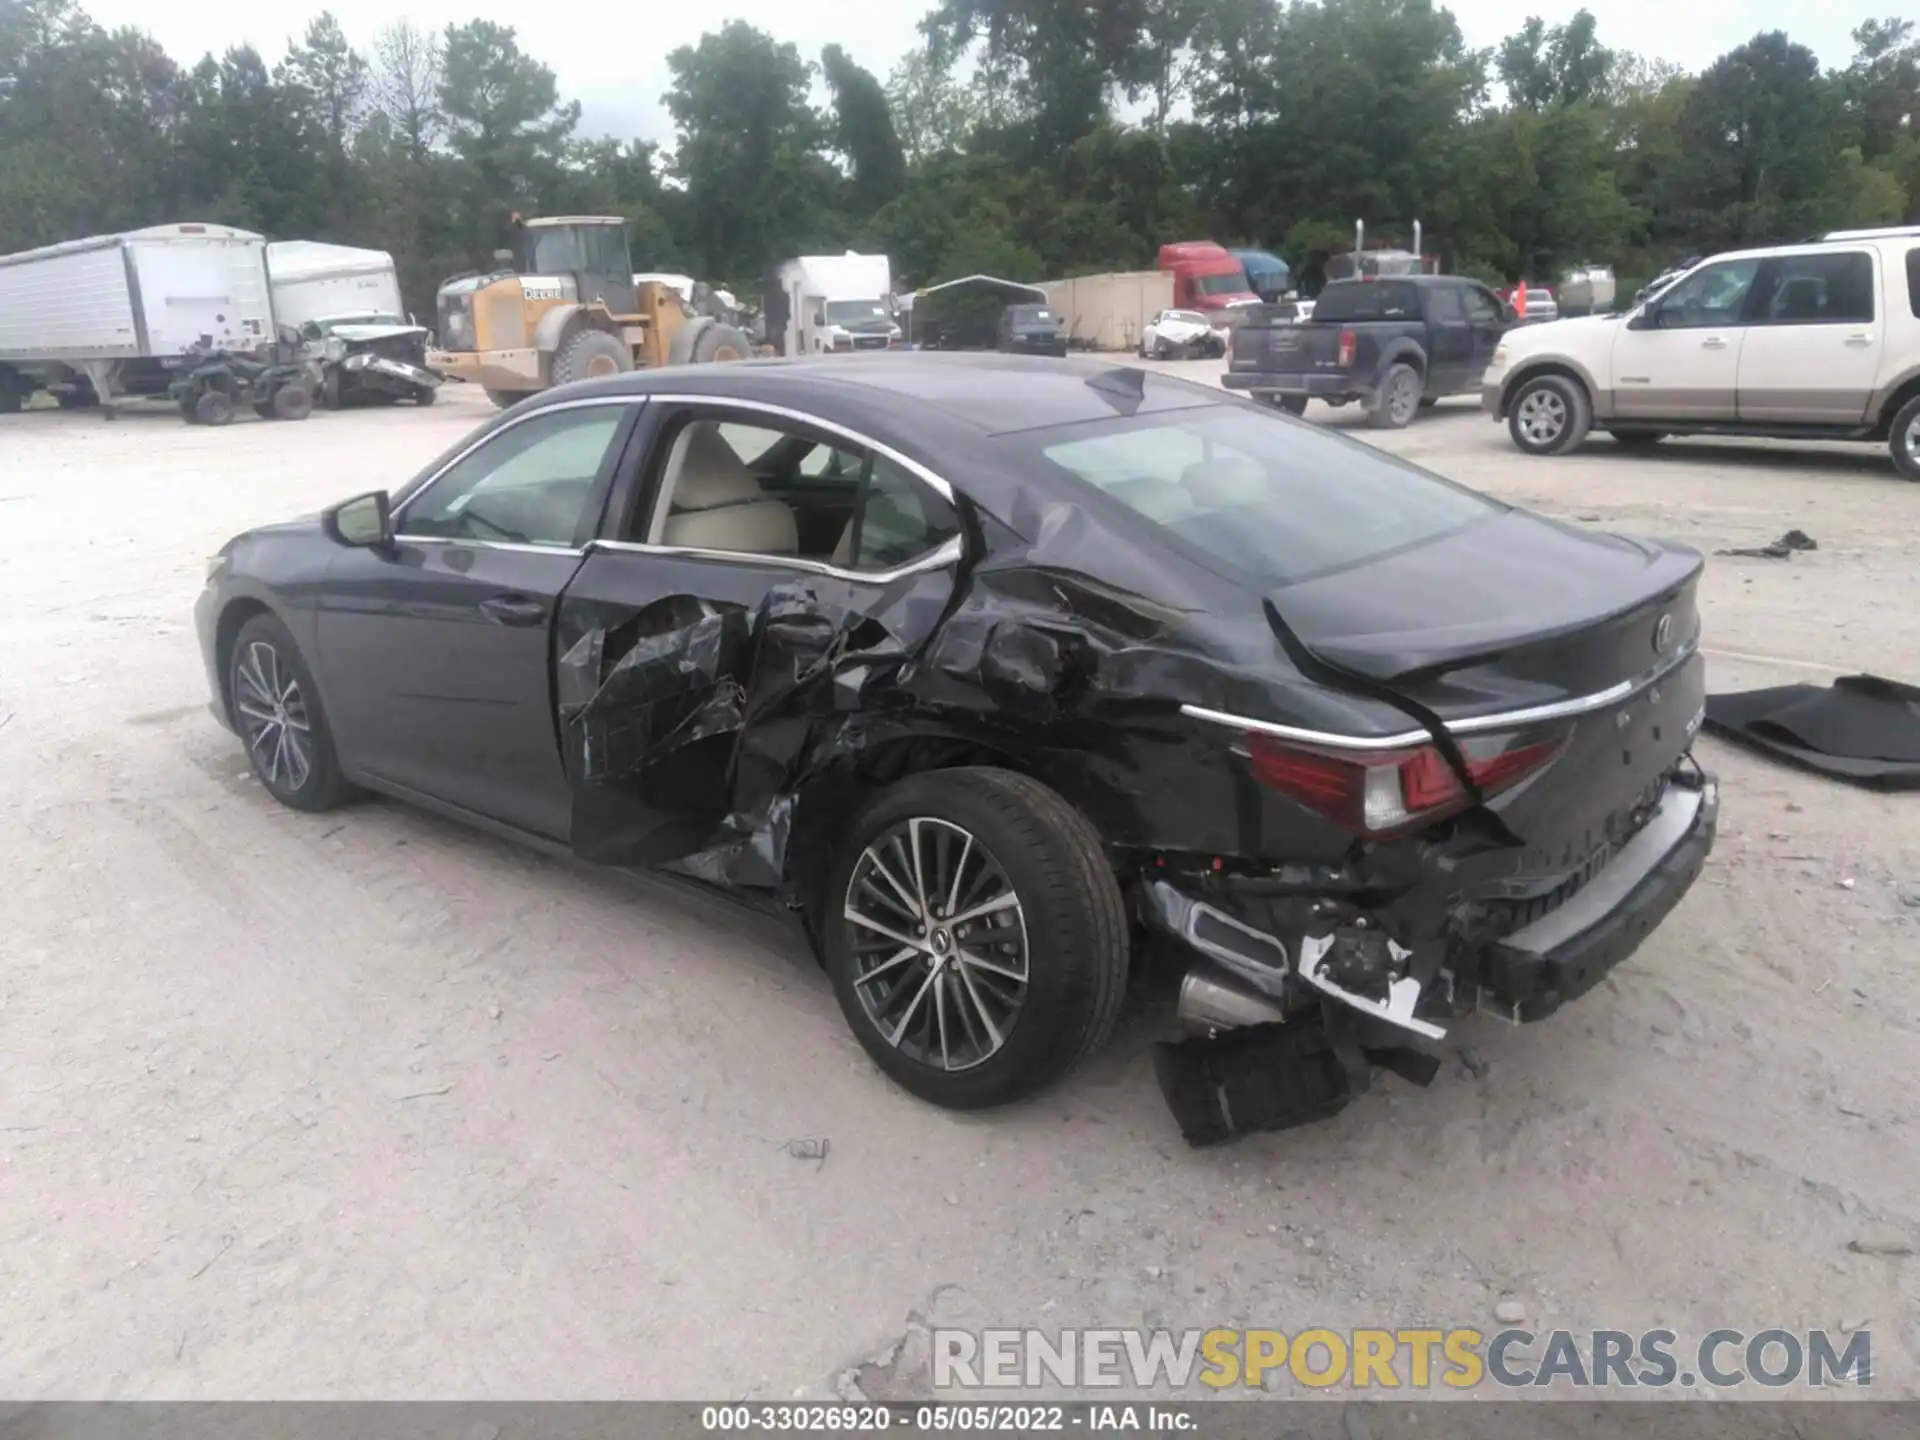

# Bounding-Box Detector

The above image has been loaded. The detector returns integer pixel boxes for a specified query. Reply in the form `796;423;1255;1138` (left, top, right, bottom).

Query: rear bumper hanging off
1145;768;1720;1144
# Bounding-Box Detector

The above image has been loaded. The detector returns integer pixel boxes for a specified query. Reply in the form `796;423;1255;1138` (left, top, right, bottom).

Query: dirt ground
1;365;1916;1402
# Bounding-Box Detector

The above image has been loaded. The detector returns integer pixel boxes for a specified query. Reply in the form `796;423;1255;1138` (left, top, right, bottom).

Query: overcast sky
81;0;1895;148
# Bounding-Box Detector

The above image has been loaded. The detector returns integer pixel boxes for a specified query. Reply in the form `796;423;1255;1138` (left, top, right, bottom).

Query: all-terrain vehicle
169;346;316;426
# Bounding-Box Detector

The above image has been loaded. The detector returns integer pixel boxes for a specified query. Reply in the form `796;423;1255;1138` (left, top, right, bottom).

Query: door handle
1701;337;1727;350
1844;333;1874;347
478;594;547;627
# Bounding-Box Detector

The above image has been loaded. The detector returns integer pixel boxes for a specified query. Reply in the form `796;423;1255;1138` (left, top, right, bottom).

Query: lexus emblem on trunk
1654;614;1673;652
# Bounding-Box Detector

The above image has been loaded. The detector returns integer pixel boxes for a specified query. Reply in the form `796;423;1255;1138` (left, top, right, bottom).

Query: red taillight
1244;729;1568;837
1337;327;1357;367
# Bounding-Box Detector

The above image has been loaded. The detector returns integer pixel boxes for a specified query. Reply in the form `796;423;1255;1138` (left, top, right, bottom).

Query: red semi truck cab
1157;242;1259;318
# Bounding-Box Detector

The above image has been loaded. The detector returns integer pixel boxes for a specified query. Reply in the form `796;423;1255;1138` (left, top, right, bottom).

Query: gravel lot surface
2;365;1915;1400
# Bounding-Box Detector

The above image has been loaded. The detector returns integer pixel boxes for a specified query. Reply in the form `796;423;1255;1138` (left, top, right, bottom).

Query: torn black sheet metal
1153;1010;1440;1147
560;567;947;870
1704;674;1920;789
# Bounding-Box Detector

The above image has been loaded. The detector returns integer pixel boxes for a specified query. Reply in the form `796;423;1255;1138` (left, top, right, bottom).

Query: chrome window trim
585;533;963;586
389;535;586;558
1181;632;1700;752
390;395;641;531
640;393;957;502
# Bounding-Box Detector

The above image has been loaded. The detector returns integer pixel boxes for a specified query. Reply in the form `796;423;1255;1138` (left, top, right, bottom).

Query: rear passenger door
1421;285;1474;391
1461;284;1509;378
1735;249;1881;425
554;401;965;872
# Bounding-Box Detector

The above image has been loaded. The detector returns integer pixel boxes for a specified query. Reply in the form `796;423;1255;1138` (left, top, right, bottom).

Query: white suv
1481;228;1920;479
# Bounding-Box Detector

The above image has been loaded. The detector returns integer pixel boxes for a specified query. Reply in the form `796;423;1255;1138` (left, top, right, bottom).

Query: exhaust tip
1177;964;1291;1033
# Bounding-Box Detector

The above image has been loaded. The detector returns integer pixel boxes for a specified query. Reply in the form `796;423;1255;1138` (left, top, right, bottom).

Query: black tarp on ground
1703;674;1920;789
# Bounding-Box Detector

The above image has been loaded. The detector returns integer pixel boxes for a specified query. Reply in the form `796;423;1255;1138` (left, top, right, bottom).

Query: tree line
1;0;1916;318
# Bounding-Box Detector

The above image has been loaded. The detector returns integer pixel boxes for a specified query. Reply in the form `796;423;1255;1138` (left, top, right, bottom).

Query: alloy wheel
1905;412;1920;462
1389;371;1420;424
842;816;1029;1072
235;640;314;794
1516;388;1567;446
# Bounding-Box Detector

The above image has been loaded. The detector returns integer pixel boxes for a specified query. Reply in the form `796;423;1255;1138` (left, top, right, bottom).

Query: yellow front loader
428;215;751;408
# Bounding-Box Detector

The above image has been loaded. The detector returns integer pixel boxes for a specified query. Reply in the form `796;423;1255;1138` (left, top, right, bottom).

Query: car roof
546;353;1226;441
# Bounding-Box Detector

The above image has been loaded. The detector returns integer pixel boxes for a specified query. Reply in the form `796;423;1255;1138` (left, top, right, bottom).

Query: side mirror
812;311;826;327
1627;307;1657;331
324;490;393;549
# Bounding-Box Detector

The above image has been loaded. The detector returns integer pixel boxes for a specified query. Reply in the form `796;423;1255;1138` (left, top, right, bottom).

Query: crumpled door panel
558;565;950;877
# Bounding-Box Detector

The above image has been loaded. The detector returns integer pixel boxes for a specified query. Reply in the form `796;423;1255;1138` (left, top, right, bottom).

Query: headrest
1181;456;1266;507
671;425;765;511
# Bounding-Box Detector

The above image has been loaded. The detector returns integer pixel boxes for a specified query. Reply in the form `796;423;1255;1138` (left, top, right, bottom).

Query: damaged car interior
197;354;1719;1146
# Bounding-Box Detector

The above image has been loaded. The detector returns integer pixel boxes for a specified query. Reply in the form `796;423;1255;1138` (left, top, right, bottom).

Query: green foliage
1;0;1916;324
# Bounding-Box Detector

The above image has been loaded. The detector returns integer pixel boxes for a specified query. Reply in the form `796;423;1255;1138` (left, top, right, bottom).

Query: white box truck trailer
0;223;274;414
265;241;407;331
266;241;440;409
763;253;899;356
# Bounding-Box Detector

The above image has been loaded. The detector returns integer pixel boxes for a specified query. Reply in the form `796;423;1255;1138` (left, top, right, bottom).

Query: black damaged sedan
196;354;1717;1144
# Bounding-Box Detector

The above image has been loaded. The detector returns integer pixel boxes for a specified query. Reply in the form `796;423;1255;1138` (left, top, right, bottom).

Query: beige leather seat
657;425;799;554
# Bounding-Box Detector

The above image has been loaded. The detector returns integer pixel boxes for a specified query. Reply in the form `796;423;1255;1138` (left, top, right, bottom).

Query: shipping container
1039;271;1175;351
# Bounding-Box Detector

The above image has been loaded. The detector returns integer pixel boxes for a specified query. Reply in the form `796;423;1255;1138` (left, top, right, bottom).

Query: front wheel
1889;394;1920;482
271;384;314;421
550;328;632;387
824;767;1128;1111
1507;373;1593;455
228;613;353;812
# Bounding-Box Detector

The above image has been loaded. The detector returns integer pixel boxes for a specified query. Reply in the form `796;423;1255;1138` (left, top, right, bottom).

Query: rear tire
484;388;520;410
550;329;632;387
413;385;437;406
1889;394;1920;482
691;322;752;363
195;390;236;426
228;613;354;813
1366;362;1422;429
824;767;1128;1111
1507;373;1592;456
1263;393;1307;417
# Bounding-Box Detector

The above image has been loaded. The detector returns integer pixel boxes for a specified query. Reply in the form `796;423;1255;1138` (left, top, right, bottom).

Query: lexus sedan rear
195;355;1717;1144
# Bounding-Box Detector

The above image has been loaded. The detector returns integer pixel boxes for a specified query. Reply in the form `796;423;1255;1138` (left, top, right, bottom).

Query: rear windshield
1309;282;1422;321
1033;405;1500;586
1008;306;1055;323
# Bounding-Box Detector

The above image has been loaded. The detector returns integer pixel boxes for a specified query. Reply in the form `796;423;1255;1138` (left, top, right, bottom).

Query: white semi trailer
266;241;407;332
0;223;275;414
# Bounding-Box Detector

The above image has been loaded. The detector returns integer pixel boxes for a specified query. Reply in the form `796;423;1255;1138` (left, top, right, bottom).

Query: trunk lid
1268;511;1705;858
1271;511;1700;699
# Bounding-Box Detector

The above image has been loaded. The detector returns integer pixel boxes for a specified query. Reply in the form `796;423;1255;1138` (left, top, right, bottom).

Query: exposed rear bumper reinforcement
1148;768;1718;1144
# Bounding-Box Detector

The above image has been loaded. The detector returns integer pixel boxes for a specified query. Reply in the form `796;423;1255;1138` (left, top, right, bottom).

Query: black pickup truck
1224;275;1512;427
